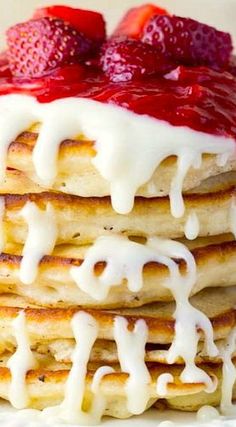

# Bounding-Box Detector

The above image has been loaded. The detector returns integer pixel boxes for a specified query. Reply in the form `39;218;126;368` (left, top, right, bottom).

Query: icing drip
114;316;150;415
43;311;105;425
229;198;236;239
219;327;236;415
70;234;196;301
156;374;174;397
0;94;234;217
7;311;38;409
153;238;218;392
0;197;5;252
72;233;217;394
91;366;115;394
19;202;57;285
184;212;200;240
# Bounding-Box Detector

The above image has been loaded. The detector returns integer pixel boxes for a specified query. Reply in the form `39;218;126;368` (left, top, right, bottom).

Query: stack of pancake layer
0;89;235;425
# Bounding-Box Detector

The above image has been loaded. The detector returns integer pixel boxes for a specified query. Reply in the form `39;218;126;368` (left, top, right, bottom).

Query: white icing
0;197;5;252
229;198;236;239
156;373;174;397
219;327;236;415
184;212;200;240
72;233;217;394
91;366;114;394
153;238;218;393
43;311;105;425
114;316;150;415
0;94;234;217
71;234;196;301
7;311;38;409
197;406;220;422
19;202;57;285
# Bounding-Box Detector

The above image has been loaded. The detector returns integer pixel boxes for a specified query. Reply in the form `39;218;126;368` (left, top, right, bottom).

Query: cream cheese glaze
219;327;236;415
0;94;235;217
184;212;200;240
70;234;195;300
114;317;150;415
43;311;105;425
7;311;38;409
19;202;57;285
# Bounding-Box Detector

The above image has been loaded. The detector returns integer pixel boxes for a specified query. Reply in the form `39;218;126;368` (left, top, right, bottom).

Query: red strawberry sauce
0;63;236;140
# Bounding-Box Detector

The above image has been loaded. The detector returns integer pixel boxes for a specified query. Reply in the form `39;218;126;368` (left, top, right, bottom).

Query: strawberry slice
33;5;106;44
113;3;169;39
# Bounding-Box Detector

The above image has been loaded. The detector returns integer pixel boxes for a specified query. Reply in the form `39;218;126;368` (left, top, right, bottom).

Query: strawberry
0;52;11;77
33;5;106;44
112;3;169;39
142;15;233;68
6;17;92;77
227;56;236;76
100;37;174;82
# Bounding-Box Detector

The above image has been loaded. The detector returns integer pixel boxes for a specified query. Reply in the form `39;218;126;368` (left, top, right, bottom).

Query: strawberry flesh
142;15;233;68
100;37;174;82
33;5;106;44
113;3;169;39
6;17;92;77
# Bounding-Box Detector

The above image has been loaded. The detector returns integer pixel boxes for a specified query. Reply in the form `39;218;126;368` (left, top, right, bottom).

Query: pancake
0;286;234;345
0;239;235;307
1;169;236;196
1;187;235;248
5;129;236;199
0;361;233;415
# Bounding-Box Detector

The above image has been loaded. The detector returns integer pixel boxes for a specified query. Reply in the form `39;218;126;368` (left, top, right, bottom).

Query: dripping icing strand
7;311;38;409
70;234;195;301
184;212;200;240
150;237;218;392
0;94;234;217
219;327;236;415
43;311;106;425
156;374;174;397
114;317;150;415
19;202;57;285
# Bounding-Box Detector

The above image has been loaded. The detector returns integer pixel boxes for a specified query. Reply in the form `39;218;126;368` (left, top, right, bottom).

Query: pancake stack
0;115;233;424
0;5;235;426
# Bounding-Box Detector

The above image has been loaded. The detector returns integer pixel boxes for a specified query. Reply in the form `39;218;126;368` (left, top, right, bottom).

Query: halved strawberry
7;17;92;77
33;5;106;44
112;3;169;39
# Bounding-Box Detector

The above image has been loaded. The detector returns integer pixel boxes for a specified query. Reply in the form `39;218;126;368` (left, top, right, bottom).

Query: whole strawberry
6;17;92;77
100;37;173;82
142;15;233;68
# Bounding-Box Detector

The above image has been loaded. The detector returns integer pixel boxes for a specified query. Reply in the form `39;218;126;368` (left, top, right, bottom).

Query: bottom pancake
0;361;233;417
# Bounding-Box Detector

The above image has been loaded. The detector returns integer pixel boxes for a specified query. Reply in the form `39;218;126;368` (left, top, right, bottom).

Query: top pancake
5;129;236;198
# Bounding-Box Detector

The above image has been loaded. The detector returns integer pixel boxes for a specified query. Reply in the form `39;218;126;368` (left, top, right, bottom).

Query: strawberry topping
33;5;106;44
6;17;92;77
100;37;173;82
113;3;169;39
142;15;233;68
